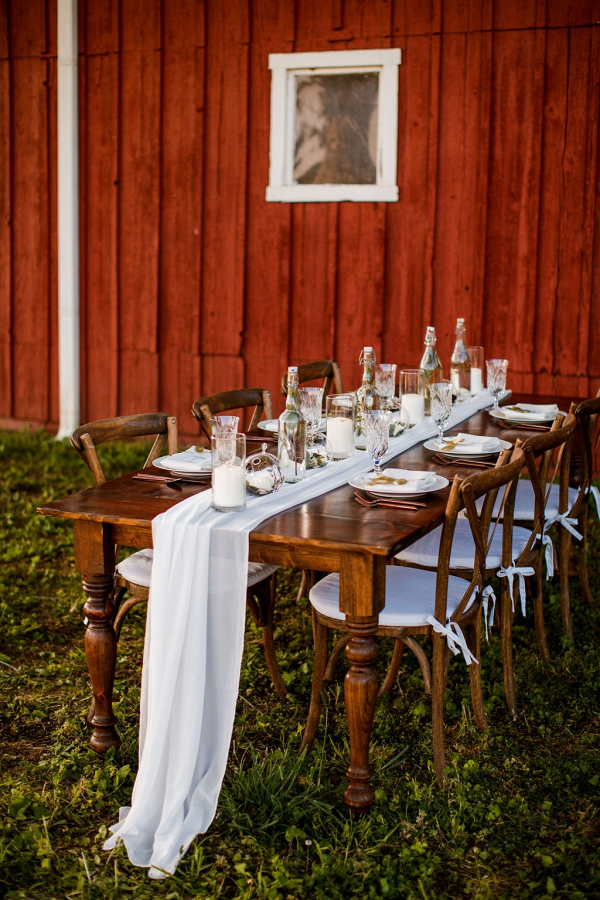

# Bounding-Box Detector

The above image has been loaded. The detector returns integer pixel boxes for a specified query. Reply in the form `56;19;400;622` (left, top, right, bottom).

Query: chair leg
467;613;487;732
113;595;148;640
578;508;593;606
500;577;517;717
558;526;574;641
378;639;405;699
431;635;448;788
296;570;308;605
531;563;551;661
252;573;288;702
300;611;330;753
402;636;432;695
324;633;350;681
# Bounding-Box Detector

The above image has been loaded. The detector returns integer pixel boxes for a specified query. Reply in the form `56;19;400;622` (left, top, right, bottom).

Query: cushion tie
543;512;583;542
586;485;600;520
497;564;535;616
476;585;496;641
535;533;555;579
426;616;478;666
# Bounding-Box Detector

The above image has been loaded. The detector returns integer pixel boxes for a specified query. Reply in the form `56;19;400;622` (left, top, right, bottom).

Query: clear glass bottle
450;318;471;398
277;367;307;482
356;347;381;436
418;326;443;414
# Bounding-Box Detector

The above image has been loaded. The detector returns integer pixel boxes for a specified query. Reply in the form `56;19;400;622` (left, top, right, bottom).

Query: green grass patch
0;429;599;898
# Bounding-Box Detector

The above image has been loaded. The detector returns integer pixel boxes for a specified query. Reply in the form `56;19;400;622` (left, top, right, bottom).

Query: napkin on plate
503;403;559;421
159;448;212;472
362;468;437;492
442;433;499;454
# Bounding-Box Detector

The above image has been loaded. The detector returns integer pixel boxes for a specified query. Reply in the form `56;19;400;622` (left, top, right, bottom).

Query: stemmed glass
211;416;240;464
299;387;328;467
374;364;397;411
363;409;391;475
429;381;453;446
486;359;509;408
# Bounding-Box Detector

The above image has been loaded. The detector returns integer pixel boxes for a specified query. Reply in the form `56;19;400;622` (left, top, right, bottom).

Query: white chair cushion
309;565;474;628
473;480;579;521
396;520;534;570
115;549;277;591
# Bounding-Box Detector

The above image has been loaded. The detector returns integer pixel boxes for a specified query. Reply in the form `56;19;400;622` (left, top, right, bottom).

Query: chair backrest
518;413;577;535
574;390;600;513
281;360;343;399
71;413;179;485
191;388;273;440
432;448;526;626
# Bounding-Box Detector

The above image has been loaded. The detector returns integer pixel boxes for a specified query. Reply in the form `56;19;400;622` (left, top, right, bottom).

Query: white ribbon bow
426;615;478;666
544;513;583;542
497;564;535;616
476;585;496;641
586;485;600;520
535;532;555;579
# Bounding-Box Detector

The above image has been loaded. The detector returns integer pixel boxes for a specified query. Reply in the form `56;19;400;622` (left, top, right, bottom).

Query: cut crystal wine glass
429;381;453;446
486;359;508;408
298;387;324;447
374;364;397;411
363;409;391;475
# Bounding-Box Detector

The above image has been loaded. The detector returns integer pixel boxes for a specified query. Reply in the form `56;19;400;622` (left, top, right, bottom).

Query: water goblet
363;409;391;475
298;387;324;447
374;364;397;411
486;359;508;408
429;381;453;446
211;416;240;464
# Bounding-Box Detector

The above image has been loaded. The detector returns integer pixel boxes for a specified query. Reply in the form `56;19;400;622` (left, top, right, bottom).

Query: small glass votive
400;369;425;425
211;433;246;512
468;347;484;395
211;415;240;435
326;394;356;460
374;364;397;410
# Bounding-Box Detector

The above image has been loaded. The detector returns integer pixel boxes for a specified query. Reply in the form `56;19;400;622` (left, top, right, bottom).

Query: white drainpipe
55;0;80;439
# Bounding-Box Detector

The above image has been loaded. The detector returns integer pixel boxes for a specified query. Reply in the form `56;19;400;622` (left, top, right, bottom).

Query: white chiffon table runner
104;390;501;877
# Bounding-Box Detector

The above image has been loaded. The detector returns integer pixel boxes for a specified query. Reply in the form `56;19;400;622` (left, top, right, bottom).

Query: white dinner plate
490;406;565;425
350;472;449;498
153;449;212;478
258;418;326;433
423;436;512;458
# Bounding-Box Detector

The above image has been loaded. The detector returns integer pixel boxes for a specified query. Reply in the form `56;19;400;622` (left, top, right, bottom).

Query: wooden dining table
37;394;577;813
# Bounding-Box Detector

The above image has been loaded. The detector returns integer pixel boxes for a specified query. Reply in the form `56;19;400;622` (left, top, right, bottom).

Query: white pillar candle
401;393;425;425
327;416;354;458
212;465;246;510
470;367;483;395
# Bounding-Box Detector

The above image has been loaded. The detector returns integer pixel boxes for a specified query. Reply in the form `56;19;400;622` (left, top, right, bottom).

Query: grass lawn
0;429;599;899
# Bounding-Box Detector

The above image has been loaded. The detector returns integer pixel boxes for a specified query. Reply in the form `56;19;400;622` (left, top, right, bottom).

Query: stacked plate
153;448;212;481
350;469;449;498
423;433;511;458
490;403;563;425
258;418;326;434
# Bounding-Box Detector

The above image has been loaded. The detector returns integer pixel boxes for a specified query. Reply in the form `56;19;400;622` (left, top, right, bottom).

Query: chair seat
309;566;475;628
472;480;578;521
396;520;534;570
115;549;277;590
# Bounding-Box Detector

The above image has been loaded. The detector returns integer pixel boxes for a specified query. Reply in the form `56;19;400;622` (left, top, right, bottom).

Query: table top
38;394;576;560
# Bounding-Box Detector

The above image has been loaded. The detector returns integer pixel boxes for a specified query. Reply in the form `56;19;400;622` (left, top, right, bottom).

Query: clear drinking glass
374;364;397;411
326;394;356;460
211;433;246;512
298;387;324;446
468;347;484;396
429;381;453;445
363;409;390;475
486;359;509;408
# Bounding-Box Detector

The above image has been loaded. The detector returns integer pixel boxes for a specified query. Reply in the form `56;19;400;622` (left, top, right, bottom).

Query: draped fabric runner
103;390;501;878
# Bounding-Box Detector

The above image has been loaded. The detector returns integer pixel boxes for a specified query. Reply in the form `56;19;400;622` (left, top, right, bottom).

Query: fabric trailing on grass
103;390;502;877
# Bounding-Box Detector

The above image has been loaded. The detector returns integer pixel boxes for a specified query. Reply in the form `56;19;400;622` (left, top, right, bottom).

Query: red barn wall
1;0;599;436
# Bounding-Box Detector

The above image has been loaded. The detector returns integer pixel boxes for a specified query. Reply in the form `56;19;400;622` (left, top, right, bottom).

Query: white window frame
267;49;401;203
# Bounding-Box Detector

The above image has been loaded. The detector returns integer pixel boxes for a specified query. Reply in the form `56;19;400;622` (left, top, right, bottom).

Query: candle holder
326;394;356;460
246;443;284;495
468;347;484;396
400;369;425;425
211;433;247;512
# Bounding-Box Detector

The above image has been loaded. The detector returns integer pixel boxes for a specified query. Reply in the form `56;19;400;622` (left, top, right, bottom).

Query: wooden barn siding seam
2;1;600;431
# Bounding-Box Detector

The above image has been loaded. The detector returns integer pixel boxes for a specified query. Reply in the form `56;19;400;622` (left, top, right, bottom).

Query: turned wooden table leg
339;553;385;813
74;520;120;754
83;574;120;753
343;616;379;811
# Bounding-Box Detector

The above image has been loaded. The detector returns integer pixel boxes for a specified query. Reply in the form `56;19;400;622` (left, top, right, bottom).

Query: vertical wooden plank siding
2;1;600;433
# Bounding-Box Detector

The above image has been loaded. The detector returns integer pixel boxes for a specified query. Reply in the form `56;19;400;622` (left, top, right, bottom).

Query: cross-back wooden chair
281;360;343;401
571;391;600;605
192;388;273;441
302;451;525;788
72;411;286;705
395;414;576;717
